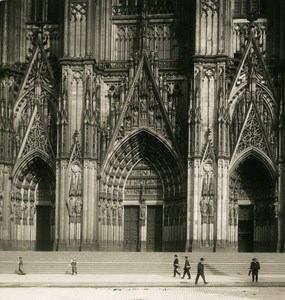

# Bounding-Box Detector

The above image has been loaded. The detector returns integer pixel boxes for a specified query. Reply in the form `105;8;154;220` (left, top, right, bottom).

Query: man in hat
70;258;78;275
173;254;180;277
181;256;191;279
248;258;260;282
195;258;208;284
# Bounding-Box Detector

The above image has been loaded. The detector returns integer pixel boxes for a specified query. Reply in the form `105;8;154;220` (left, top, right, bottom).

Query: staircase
0;252;284;275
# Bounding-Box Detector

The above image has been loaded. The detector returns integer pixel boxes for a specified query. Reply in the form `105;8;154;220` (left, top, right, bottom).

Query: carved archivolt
99;130;186;242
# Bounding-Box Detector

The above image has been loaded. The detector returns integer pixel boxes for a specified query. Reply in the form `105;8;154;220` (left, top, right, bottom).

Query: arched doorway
99;129;186;251
124;158;163;252
230;155;277;252
10;156;55;250
36;177;55;251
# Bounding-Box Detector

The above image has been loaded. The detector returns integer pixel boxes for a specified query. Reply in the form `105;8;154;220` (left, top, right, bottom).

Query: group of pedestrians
173;255;208;284
16;256;78;275
173;255;261;283
16;254;260;281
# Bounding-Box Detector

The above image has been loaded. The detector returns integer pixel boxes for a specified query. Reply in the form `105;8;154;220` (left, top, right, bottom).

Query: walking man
71;258;78;275
248;258;260;282
173;254;180;277
195;258;208;284
18;256;25;275
182;256;191;279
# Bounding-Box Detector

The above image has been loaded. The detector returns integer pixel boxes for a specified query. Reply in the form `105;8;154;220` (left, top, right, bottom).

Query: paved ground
1;273;285;287
1;273;285;299
1;286;285;300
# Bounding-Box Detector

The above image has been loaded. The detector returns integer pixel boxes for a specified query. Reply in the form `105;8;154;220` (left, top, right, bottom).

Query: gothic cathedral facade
0;0;284;252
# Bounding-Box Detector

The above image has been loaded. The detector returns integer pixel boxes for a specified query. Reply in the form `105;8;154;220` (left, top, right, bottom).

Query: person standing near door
195;258;208;284
248;258;260;282
182;256;191;279
173;254;180;277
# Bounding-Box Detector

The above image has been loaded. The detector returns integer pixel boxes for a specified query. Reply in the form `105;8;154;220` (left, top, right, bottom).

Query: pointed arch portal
11;156;55;250
230;154;277;252
99;130;186;251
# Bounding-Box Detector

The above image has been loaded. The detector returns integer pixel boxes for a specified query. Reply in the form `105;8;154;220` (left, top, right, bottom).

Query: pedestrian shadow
205;264;228;276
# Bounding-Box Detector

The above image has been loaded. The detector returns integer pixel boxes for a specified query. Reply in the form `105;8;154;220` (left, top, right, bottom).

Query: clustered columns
188;0;230;251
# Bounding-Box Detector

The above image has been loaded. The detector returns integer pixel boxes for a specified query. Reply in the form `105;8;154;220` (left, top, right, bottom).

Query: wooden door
124;206;139;251
238;205;254;252
36;206;52;251
147;206;162;252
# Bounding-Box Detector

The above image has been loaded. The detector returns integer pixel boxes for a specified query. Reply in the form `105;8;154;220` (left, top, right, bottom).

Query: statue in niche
66;196;76;223
115;96;121;121
140;95;147;120
15;198;22;225
156;113;162;131
22;199;29;225
125;115;131;129
75;196;83;223
106;199;112;225
208;195;215;224
102;198;107;225
133;106;139;125
10;193;15;221
139;199;147;226
117;126;124;140
200;196;208;224
228;198;234;226
233;200;239;226
98;197;103;222
149;105;154;125
29;200;36;225
112;199;118;226
118;199;123;226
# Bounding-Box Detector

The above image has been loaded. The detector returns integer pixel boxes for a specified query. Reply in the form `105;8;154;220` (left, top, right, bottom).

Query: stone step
1;252;284;275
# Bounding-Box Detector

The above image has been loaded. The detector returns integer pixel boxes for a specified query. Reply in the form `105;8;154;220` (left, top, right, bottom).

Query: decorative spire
247;10;258;30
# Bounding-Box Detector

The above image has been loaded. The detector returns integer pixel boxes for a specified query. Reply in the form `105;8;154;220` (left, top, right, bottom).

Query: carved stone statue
200;196;208;224
66;196;76;223
22;199;29;225
29;200;36;225
106;199;112;225
118;199;123;226
139;199;147;226
75;196;83;223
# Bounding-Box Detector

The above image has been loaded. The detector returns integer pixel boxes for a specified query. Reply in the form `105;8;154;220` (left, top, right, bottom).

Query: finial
248;10;257;28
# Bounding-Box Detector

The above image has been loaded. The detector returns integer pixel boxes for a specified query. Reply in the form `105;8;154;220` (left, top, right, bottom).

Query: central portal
123;205;163;252
36;206;53;251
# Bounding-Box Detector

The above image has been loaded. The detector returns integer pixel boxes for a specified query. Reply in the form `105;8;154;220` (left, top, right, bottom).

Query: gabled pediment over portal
104;51;179;159
16;105;55;161
231;101;274;163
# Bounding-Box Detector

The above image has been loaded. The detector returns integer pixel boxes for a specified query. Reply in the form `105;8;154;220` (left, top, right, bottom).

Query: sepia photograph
0;0;285;299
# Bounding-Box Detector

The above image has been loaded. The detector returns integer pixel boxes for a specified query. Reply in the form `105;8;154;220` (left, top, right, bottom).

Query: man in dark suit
182;256;191;279
195;258;208;284
249;258;260;282
173;254;180;277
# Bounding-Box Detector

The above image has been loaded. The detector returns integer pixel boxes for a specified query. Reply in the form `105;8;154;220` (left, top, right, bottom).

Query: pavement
1;273;285;288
